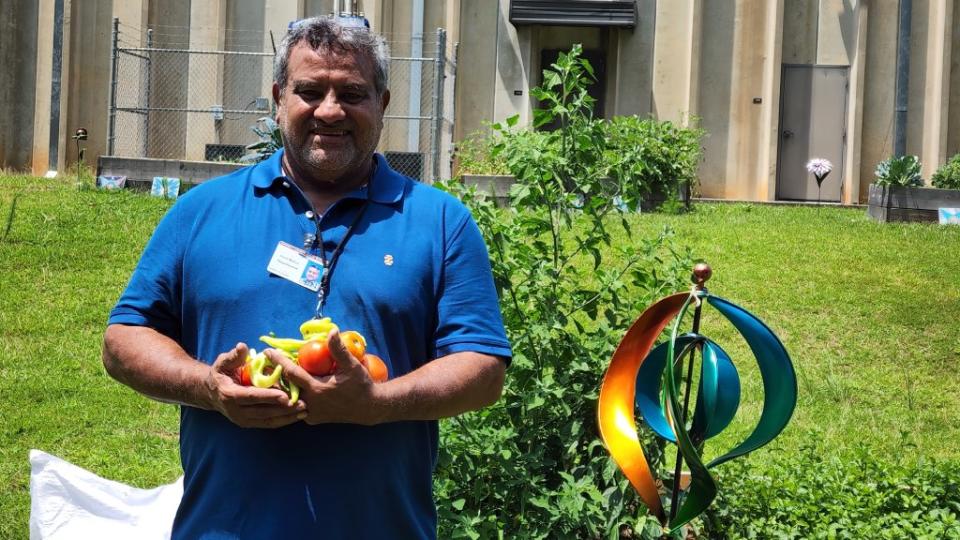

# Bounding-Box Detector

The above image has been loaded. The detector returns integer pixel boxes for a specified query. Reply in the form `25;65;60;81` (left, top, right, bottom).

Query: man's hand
203;342;307;428
266;331;383;425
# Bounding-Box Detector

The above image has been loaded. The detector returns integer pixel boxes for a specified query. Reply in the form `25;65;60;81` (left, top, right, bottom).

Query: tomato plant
298;339;335;376
362;353;388;383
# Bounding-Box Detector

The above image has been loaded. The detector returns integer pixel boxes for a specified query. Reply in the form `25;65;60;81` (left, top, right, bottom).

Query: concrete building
4;0;958;204
456;0;960;204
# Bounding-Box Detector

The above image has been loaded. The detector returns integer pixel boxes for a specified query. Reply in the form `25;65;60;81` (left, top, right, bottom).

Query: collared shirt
109;149;511;539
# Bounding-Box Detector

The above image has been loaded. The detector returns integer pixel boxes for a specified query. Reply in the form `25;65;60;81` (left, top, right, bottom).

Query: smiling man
103;17;510;540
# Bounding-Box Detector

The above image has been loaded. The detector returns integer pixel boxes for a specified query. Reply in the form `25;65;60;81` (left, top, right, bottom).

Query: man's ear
272;82;282;113
380;89;391;113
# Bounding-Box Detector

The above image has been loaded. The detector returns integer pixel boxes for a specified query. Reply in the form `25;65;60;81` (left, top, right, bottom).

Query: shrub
931;154;960;190
705;439;960;539
452;56;704;212
453;131;511;176
603;115;704;206
434;44;694;539
874;155;923;187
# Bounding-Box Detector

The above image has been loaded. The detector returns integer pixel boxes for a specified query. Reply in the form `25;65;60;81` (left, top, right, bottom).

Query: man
103;16;510;539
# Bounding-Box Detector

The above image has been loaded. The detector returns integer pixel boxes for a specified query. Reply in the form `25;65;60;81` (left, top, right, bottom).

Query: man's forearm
370;352;506;423
102;324;214;409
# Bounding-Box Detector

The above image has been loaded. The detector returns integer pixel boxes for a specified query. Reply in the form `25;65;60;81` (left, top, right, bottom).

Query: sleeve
433;208;512;362
107;203;186;341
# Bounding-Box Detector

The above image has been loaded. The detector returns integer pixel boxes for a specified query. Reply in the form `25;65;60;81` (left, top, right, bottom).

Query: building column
264;0;303;55
652;0;701;124
1;0;39;170
184;1;227;161
843;3;868;204
920;0;953;179
757;0;785;201
493;0;532;126
32;0;63;175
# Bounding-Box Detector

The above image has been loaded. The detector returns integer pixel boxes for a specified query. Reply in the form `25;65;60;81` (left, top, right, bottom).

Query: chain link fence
108;19;455;182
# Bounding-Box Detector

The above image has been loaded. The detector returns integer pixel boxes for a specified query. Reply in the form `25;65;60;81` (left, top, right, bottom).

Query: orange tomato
340;331;366;360
362;353;389;383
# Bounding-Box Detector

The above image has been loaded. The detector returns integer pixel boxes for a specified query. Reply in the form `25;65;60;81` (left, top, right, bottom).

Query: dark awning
509;0;638;29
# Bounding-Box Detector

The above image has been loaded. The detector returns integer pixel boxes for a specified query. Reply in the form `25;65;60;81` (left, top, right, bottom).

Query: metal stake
668;263;712;525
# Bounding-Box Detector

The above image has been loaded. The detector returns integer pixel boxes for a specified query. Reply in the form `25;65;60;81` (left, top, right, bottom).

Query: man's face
274;43;390;183
305;265;320;281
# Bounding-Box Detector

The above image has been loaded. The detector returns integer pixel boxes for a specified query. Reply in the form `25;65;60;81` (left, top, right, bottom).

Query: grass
1;175;959;537
623;203;960;464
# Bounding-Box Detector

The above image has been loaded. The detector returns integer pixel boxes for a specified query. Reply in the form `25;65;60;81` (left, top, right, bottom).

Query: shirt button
305;210;315;219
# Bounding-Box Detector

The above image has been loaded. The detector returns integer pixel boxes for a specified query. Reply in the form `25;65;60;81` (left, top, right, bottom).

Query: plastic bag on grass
29;449;183;540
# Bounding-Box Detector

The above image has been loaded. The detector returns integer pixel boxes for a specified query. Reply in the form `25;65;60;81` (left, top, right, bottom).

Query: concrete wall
453;0;497;143
950;3;960;159
0;0;39;170
62;0;113;168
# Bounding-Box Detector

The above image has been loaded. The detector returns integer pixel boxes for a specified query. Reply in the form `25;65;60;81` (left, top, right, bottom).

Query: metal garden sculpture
598;263;797;534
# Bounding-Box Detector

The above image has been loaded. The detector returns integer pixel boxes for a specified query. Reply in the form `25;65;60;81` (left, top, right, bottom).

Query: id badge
267;241;324;291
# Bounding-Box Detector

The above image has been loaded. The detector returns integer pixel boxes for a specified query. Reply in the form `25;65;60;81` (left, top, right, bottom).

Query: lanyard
308;200;369;317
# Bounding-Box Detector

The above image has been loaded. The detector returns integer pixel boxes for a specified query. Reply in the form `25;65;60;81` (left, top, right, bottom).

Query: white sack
29;449;183;540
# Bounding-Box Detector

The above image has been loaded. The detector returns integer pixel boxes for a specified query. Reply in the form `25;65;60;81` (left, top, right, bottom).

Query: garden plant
931;153;960;190
435;45;703;539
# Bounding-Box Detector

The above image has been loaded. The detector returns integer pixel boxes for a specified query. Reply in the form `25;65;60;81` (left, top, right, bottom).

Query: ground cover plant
2;173;960;537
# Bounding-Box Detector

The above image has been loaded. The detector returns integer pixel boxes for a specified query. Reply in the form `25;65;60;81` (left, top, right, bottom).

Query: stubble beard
280;119;382;182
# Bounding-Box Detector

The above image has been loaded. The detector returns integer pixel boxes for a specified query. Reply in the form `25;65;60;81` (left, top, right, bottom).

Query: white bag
29;449;183;540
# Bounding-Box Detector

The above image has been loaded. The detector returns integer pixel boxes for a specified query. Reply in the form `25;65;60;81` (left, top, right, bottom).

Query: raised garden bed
867;183;960;223
96;156;247;191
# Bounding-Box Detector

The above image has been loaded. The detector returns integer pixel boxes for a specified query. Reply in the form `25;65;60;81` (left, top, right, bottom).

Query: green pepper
278;374;300;405
248;353;283;388
259;335;307;352
299;317;338;340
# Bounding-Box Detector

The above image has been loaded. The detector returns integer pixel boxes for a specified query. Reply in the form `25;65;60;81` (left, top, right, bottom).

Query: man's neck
281;154;373;214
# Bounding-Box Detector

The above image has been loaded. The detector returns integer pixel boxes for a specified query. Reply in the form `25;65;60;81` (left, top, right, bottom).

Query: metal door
776;65;848;201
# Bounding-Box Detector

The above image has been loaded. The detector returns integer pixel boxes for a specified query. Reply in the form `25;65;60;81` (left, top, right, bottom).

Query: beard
280;119;382;180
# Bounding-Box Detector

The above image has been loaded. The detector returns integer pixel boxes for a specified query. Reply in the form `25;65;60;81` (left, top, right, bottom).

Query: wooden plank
868;184;960;208
887;207;939;223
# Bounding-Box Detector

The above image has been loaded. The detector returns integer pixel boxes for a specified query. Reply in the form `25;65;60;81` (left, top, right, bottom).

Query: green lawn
2;176;959;537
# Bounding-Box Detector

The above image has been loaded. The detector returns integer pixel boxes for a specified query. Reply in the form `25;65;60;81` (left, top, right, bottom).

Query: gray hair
274;16;390;97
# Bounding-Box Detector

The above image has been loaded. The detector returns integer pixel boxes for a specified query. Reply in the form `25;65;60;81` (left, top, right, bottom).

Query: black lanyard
309;199;369;316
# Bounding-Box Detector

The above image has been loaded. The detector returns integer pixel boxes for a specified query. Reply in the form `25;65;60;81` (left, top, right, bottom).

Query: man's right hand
203;342;307;429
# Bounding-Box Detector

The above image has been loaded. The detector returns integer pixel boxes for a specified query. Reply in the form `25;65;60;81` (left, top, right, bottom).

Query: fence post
108;17;119;156
143;28;153;158
431;28;446;183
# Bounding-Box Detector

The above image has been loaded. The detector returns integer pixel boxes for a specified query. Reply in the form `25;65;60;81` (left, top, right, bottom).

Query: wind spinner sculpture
598;263;797;533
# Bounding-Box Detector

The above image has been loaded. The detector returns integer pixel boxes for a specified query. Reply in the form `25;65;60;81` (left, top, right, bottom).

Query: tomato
298;339;336;376
340;330;366;359
362;353;389;383
237;363;252;386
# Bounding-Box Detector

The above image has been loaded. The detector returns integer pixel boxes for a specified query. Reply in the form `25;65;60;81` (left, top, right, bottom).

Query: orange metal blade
597;292;689;524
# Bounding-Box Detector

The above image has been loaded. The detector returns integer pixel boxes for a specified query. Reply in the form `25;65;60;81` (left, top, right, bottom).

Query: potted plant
867;154;960;223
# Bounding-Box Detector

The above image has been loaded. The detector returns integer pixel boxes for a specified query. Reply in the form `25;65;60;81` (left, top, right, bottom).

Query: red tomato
298;340;335;376
362;354;389;383
340;331;366;360
237;363;252;386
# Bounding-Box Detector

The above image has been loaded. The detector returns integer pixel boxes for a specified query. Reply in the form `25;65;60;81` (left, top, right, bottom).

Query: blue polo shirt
108;150;511;539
